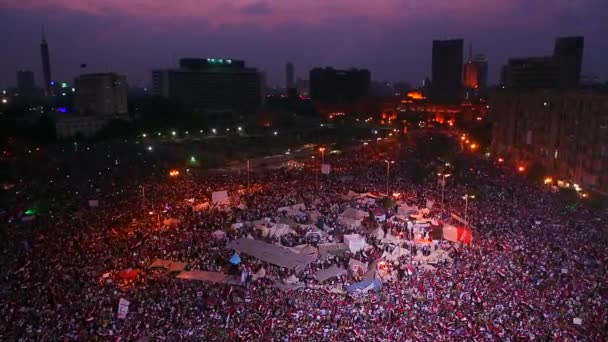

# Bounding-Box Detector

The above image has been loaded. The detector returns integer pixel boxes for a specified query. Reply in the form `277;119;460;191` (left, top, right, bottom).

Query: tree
558;187;579;205
527;162;546;183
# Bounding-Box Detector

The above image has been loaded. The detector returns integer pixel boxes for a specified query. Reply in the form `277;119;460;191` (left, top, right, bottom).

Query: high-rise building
431;39;463;103
40;27;53;96
286;62;295;90
74;73;128;117
152;58;262;116
473;54;489;90
16;70;37;98
490;89;608;193
501;36;584;90
309;67;370;106
553;36;584;88
502;57;561;89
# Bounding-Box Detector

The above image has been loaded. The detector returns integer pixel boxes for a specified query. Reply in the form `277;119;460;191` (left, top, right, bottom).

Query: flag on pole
442;225;472;244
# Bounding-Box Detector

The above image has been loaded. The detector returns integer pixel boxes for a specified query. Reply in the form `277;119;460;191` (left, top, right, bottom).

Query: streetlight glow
171;131;176;136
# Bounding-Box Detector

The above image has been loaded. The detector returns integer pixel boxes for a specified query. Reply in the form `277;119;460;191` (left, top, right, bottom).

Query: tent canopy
227;237;317;270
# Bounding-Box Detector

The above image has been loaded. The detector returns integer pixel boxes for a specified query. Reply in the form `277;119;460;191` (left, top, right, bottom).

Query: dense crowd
1;132;606;341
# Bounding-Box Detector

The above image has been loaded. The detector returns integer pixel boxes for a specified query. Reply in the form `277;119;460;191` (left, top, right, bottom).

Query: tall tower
40;26;53;96
431;39;463;103
285;62;294;90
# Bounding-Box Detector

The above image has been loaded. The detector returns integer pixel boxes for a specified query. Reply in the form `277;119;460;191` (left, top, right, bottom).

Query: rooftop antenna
41;24;46;42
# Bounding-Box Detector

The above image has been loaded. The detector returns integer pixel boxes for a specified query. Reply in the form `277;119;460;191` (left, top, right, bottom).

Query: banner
321;164;331;175
212;190;229;205
117;298;130;319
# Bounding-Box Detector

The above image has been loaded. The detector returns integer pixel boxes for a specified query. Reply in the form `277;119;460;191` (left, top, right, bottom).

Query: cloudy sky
0;0;606;88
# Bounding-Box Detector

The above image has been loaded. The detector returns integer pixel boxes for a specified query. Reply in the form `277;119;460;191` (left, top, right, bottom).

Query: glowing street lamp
237;126;243;132
462;194;476;229
319;147;326;164
437;173;451;209
142;133;147;138
385;160;395;195
517;165;526;173
171;131;176;136
497;158;504;163
169;170;180;177
544;177;553;185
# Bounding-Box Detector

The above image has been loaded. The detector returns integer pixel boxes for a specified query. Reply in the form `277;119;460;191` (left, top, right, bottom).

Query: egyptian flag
443;225;472;244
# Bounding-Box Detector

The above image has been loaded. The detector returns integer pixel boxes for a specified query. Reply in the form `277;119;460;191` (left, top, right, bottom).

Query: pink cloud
0;0;591;27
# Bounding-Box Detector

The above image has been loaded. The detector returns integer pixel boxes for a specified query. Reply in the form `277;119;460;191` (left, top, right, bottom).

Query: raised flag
443;225;472;244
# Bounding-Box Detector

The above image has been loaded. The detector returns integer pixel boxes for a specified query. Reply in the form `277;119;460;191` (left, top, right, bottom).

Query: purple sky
1;0;606;88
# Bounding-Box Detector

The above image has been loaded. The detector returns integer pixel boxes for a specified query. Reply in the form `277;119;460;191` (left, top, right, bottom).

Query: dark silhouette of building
40;26;53;96
501;57;561;89
490;89;608;193
152;58;263;118
501;36;584;89
16;70;37;98
309;67;370;106
431;39;463;103
286;62;294;90
554;36;584;88
474;54;488;90
75;73;129;117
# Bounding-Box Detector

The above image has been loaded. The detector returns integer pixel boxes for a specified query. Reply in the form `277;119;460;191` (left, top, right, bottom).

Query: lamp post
437;173;451;210
319;147;326;165
462;194;475;229
385;160;395;195
247;159;250;192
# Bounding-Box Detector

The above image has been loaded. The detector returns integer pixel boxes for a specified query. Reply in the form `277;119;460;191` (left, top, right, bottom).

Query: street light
385;160;395;195
437;173;451;210
238;126;243;132
319;147;326;164
169;170;180;177
462;194;476;229
171;131;176;136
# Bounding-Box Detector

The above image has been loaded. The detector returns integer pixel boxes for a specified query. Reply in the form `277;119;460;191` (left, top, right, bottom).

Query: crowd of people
1;131;606;341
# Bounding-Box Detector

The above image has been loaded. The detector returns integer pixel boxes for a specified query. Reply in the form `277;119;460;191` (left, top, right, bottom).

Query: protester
0;133;606;341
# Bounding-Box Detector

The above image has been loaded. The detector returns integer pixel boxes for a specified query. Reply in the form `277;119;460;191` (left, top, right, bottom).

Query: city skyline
1;0;607;88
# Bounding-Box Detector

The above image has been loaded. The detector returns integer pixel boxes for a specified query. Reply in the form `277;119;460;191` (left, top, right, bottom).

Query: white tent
348;258;368;273
344;234;368;253
397;204;418;216
212;230;227;240
314;265;347;282
371;227;385;240
268;223;295;238
341;208;369;220
192;202;210;212
227;237;317;270
211;190;229;205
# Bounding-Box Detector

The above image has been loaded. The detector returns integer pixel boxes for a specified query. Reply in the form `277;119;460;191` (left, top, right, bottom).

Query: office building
40;28;53;96
501;57;561;89
152;58;262;116
554;36;584;88
309;67;370;106
490;89;608;194
286;62;294;90
74;73;128;117
431;39;463;103
501;36;584;89
474;54;489;90
16;70;37;98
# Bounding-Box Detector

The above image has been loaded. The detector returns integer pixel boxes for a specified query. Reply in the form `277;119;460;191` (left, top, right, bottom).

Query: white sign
573;317;582;325
117;298;130;319
211;190;229;205
321;164;331;175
